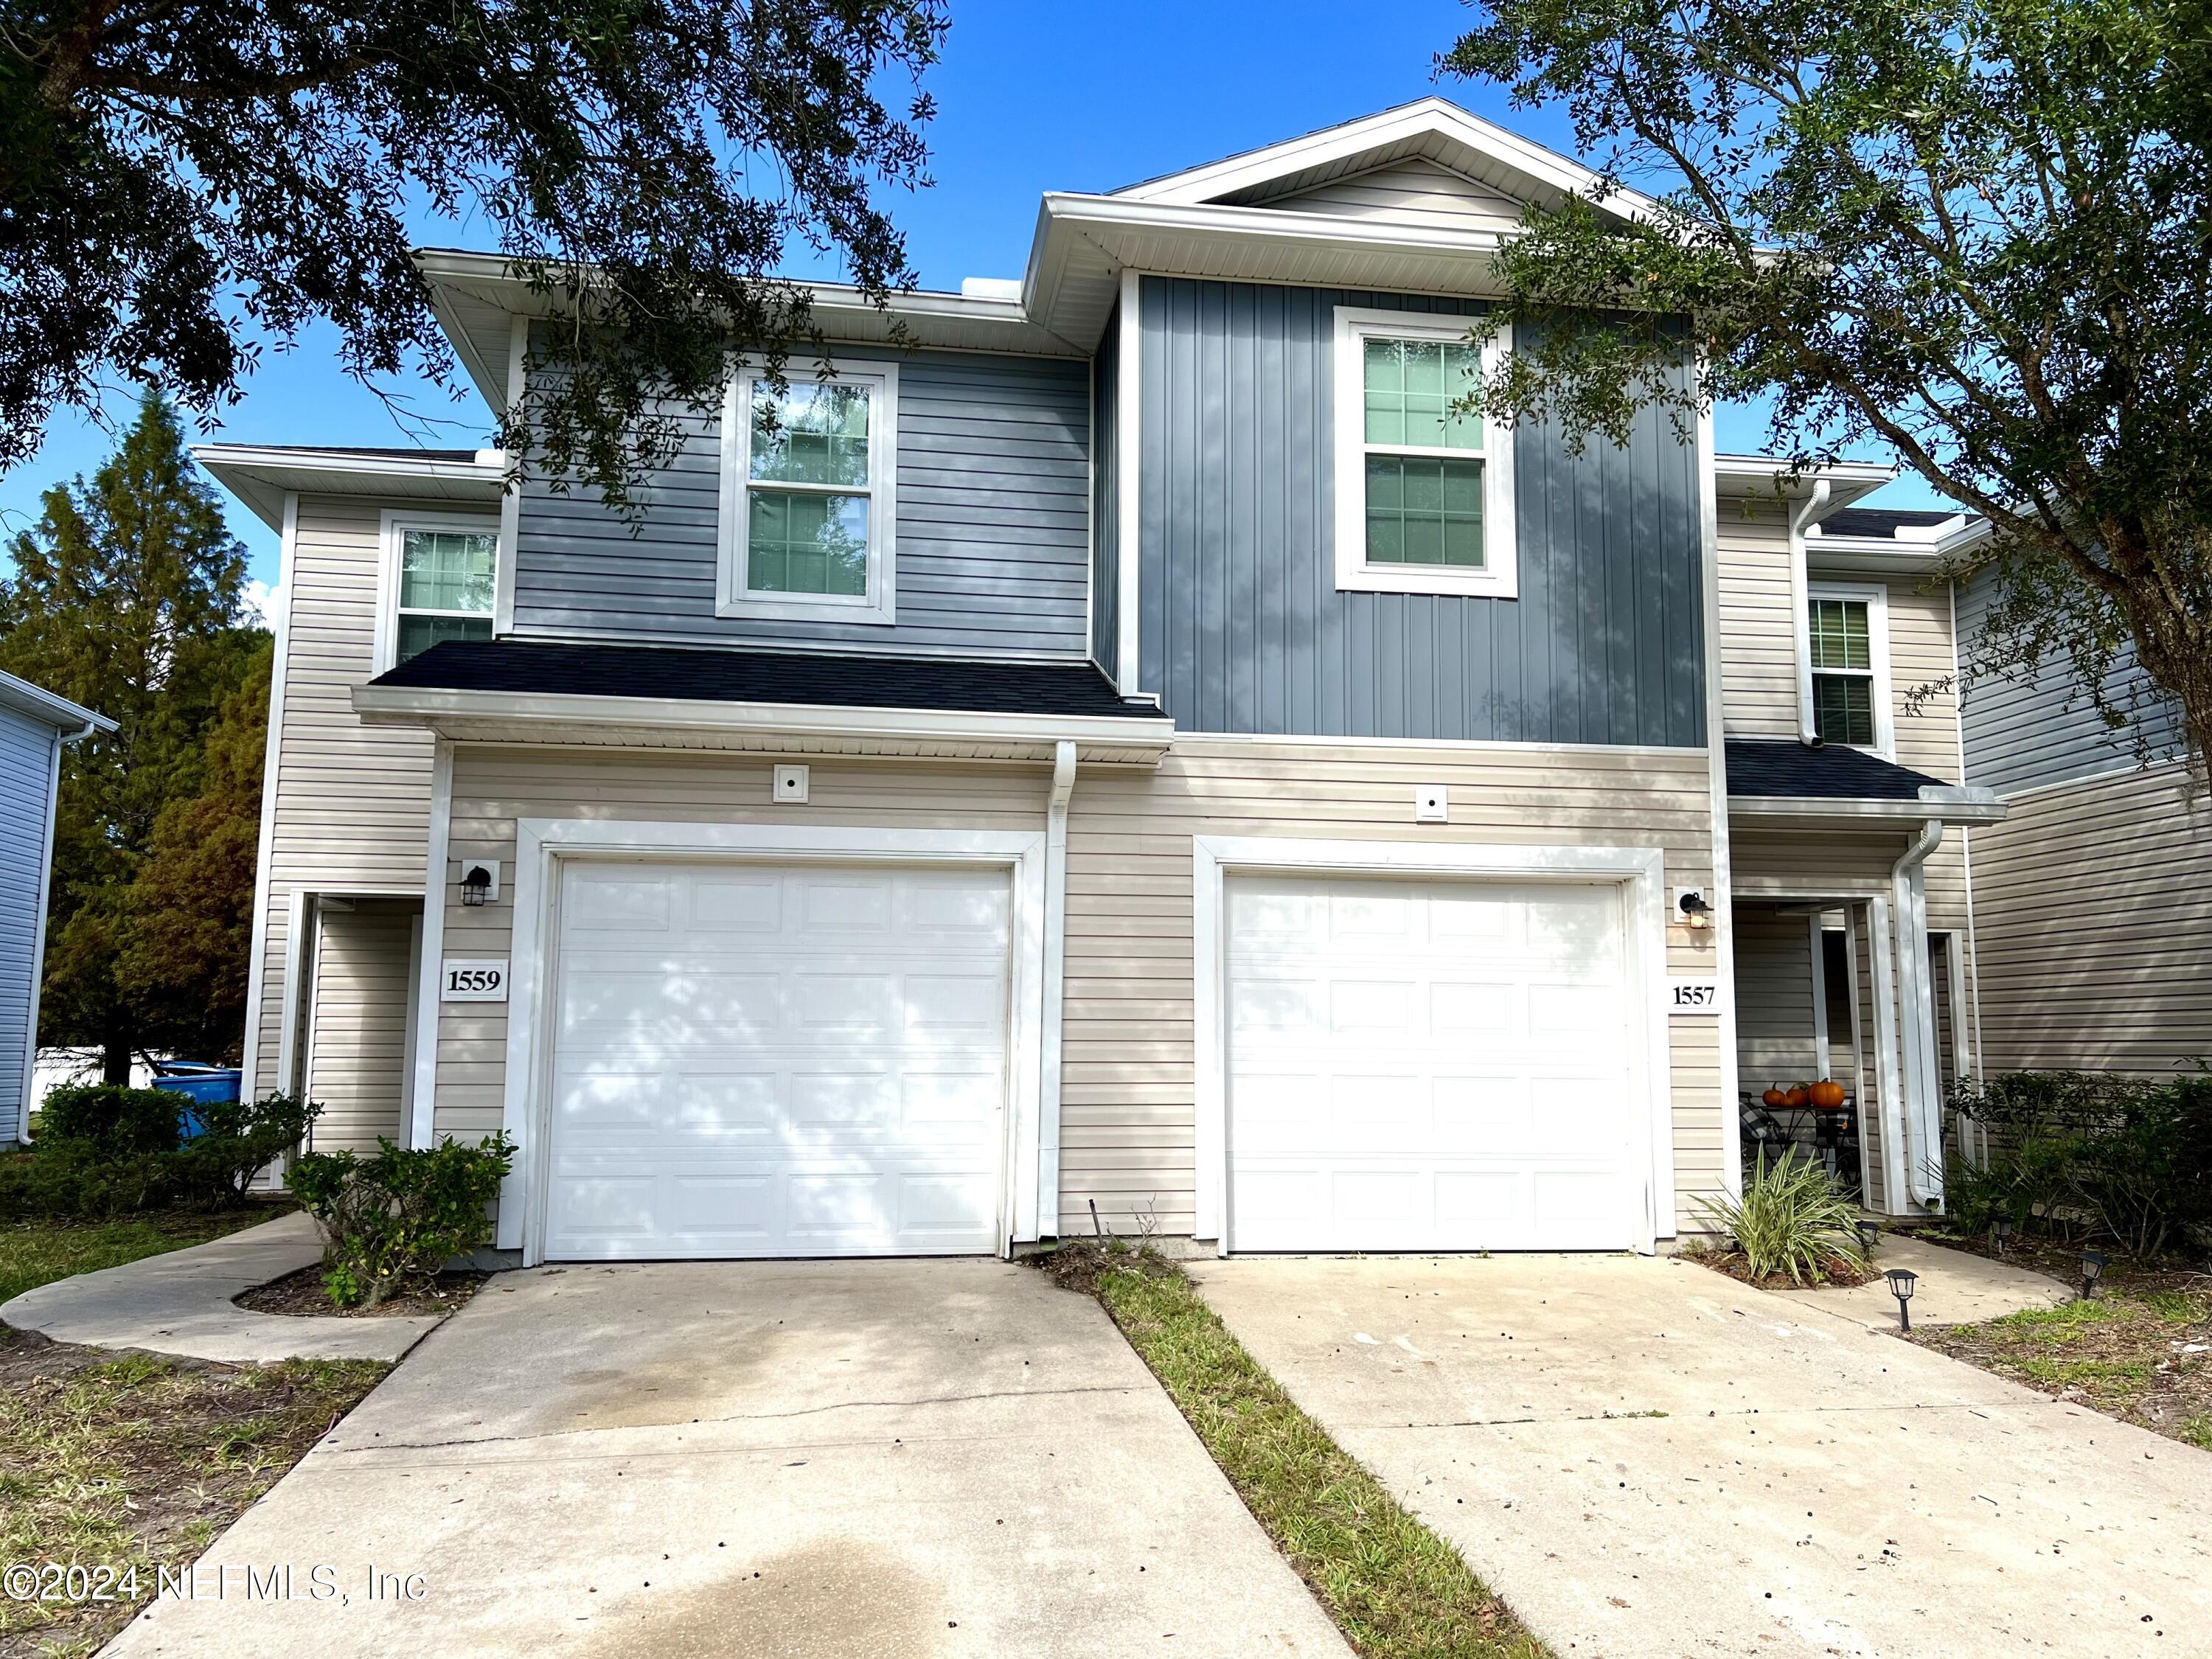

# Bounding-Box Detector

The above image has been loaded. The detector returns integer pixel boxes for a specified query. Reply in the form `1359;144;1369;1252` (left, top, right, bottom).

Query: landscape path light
1885;1267;1918;1332
2079;1249;2107;1301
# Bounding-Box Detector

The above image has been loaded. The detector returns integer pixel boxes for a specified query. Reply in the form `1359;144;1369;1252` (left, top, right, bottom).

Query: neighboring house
1956;571;2211;1077
197;98;2006;1263
0;671;113;1144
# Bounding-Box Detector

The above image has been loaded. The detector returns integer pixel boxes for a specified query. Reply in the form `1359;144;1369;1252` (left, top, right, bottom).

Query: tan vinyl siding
1969;760;2212;1075
1884;576;1964;785
1716;502;1801;740
248;494;444;1094
1253;157;1528;236
1733;908;1819;1090
304;901;417;1152
1061;738;1725;1238
429;748;1051;1143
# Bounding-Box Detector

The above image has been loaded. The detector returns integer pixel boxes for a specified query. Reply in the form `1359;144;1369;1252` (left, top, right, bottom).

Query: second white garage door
543;860;1010;1260
1225;874;1641;1253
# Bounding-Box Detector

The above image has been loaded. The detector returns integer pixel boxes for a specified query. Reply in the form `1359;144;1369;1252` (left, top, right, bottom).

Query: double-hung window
378;512;500;671
1806;585;1891;751
1332;307;1517;598
718;361;898;625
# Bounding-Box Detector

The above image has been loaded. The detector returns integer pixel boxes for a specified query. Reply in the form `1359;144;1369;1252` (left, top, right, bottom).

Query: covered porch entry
1723;740;2006;1217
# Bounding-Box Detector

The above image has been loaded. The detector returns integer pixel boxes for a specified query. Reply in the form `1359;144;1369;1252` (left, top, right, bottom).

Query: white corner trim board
495;819;1049;1265
1189;835;1672;1256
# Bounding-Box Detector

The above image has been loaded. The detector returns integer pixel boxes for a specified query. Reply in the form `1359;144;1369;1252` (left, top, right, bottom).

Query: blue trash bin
153;1067;242;1141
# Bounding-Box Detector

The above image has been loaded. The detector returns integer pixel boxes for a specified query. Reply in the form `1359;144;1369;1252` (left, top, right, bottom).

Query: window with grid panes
1809;597;1877;745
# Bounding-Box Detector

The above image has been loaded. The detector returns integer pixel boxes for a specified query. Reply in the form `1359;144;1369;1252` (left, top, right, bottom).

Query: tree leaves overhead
1;0;948;507
1444;0;2212;767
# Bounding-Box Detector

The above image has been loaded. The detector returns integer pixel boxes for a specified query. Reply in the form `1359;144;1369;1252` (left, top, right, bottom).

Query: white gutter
1788;480;1830;743
351;682;1175;761
1038;740;1077;1238
1891;817;1947;1206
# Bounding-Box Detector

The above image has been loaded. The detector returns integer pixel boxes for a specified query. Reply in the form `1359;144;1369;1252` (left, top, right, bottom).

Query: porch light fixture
1885;1267;1918;1332
2079;1249;2107;1301
460;864;495;908
1991;1217;2014;1256
1857;1219;1882;1255
1677;890;1714;931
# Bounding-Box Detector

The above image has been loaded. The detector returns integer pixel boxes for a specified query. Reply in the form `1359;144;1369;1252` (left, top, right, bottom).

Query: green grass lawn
1912;1285;2212;1450
0;1208;282;1306
1074;1247;1549;1659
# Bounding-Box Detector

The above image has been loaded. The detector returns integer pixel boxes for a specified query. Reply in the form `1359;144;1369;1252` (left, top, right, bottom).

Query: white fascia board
1111;97;1662;222
1712;455;1894;507
1805;518;1994;573
194;445;505;532
1728;793;2007;825
350;683;1175;758
0;669;112;737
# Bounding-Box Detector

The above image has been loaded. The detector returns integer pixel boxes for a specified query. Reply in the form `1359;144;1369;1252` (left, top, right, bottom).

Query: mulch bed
235;1265;488;1319
0;1324;386;1655
1688;1245;1879;1291
1913;1224;2211;1297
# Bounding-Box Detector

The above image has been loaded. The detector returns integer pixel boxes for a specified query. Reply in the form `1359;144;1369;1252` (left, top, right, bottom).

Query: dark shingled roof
1818;507;1969;539
371;639;1165;721
1725;739;1947;801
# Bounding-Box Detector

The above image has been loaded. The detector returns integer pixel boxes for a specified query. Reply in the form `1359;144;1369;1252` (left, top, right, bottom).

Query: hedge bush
1948;1070;2212;1260
288;1135;514;1307
0;1089;318;1220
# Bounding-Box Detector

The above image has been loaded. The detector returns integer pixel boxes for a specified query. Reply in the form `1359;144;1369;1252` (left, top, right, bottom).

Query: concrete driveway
1190;1253;2212;1659
105;1259;1346;1658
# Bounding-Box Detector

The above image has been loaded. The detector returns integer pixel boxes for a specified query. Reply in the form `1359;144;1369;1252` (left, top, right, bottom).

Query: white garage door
543;860;1009;1260
1225;874;1640;1253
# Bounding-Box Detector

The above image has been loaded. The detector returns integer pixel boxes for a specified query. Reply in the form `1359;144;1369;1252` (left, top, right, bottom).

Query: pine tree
0;392;265;1080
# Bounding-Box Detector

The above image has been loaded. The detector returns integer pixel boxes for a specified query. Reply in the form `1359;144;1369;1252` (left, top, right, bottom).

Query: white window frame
1332;306;1517;599
717;359;899;626
1806;580;1893;758
373;509;503;675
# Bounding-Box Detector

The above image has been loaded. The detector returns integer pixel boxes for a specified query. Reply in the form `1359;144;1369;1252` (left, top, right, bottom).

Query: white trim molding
716;358;900;627
497;820;1049;1265
1115;268;1143;695
1806;579;1895;759
408;740;455;1148
1189;835;1672;1256
238;491;299;1098
1697;395;1744;1201
1331;306;1517;599
373;508;504;676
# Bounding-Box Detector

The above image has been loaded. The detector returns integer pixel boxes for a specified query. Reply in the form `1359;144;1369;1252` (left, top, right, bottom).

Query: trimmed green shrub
1694;1149;1866;1284
0;1090;318;1220
1950;1069;2212;1260
37;1086;186;1157
288;1135;515;1307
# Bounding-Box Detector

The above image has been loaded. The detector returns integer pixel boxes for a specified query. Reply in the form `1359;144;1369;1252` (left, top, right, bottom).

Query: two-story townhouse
198;99;2003;1265
1955;573;2211;1077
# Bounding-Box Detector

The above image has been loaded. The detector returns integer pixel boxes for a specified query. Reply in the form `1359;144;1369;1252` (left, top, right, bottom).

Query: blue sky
0;0;1938;591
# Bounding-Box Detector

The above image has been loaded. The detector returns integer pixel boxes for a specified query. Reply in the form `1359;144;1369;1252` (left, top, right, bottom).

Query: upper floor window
1807;584;1891;752
377;512;500;672
717;361;899;626
1331;307;1517;599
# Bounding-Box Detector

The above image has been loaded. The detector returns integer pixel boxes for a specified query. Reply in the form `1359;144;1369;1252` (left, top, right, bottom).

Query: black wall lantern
1885;1267;1918;1332
460;863;495;907
2079;1249;2107;1301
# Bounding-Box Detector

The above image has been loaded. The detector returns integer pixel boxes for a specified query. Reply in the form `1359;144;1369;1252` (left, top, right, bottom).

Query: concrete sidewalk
102;1258;1349;1658
0;1211;437;1363
1771;1231;2073;1329
1192;1253;2212;1659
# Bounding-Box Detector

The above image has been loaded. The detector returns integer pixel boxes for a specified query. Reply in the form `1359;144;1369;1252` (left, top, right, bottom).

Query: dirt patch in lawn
1909;1282;2212;1451
0;1323;386;1656
235;1265;487;1320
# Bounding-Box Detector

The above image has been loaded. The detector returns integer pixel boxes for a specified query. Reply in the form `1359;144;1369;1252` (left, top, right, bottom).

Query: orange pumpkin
1762;1085;1787;1107
1783;1085;1810;1107
1809;1079;1847;1110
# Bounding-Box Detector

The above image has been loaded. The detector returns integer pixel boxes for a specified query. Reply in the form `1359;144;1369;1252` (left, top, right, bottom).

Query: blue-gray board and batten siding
0;704;60;1131
1134;276;1706;744
512;345;1093;658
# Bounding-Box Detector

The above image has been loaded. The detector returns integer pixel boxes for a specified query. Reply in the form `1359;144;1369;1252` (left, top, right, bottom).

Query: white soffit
193;445;506;532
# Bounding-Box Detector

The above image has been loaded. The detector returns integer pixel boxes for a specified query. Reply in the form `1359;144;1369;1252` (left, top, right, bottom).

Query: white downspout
1038;740;1077;1239
1789;481;1831;742
1892;817;1947;1206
